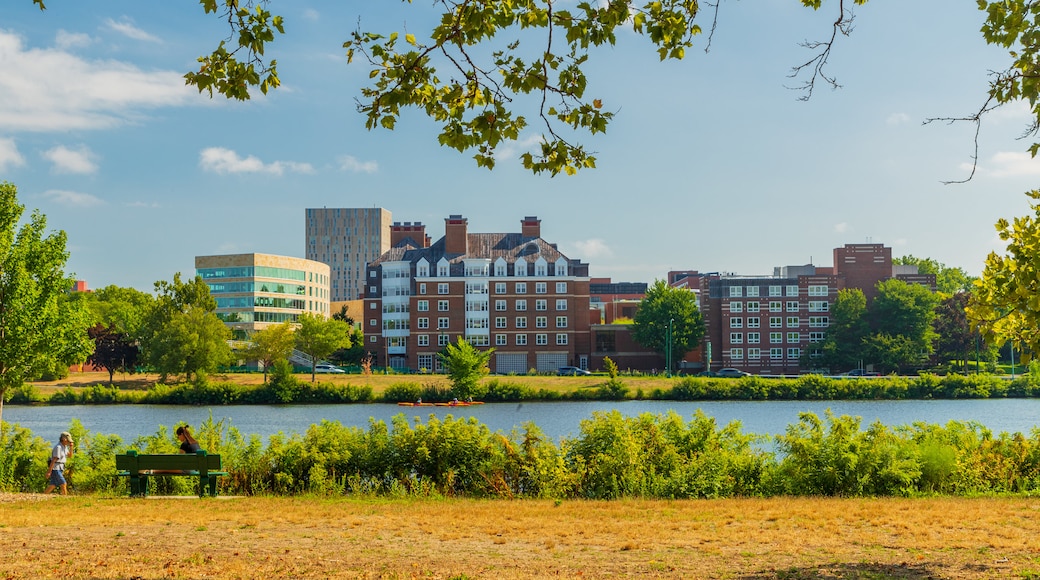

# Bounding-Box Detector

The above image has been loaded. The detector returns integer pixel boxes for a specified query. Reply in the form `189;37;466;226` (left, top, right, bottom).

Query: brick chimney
390;221;427;248
444;215;468;255
521;216;541;239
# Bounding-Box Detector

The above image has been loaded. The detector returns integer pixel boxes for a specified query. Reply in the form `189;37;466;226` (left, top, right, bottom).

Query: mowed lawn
4;494;1040;578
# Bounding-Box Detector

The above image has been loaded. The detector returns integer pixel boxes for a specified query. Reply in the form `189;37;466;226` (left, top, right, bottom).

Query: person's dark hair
176;425;196;443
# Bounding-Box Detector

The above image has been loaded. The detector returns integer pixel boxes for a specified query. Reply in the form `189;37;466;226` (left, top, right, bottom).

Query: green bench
115;449;227;497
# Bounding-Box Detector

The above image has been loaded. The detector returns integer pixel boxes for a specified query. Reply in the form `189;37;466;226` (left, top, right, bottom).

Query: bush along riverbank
8;370;1040;406
3;409;1040;499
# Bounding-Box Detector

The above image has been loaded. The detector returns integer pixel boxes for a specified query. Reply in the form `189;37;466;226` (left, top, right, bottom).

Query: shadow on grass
741;560;1008;579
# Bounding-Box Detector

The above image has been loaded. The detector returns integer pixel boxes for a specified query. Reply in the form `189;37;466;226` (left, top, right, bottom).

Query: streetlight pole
667;318;674;378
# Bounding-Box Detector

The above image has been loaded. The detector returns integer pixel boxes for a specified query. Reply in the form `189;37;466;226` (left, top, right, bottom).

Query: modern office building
687;243;937;375
195;253;331;335
305;207;393;302
364;215;592;373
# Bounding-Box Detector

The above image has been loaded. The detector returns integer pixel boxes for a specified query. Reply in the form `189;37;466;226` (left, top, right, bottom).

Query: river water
6;398;1040;446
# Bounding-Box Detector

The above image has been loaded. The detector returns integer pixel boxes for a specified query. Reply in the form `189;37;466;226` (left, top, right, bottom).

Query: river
6;398;1040;446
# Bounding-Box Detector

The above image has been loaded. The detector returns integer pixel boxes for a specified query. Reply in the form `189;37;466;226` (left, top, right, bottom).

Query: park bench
115;449;227;497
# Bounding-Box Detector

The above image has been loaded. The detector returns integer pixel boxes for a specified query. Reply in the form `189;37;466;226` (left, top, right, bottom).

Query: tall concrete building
305;208;393;302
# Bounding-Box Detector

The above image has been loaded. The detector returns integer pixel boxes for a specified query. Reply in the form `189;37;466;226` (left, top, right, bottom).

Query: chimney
444;215;468;255
390;221;427;248
521;216;541;239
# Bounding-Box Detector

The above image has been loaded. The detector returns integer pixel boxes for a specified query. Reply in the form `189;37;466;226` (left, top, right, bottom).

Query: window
809;316;830;328
516;317;527;328
516;299;527;311
748;348;761;360
747;332;760;343
417;317;429;329
556;316;568;328
438;300;449;311
770;332;783;344
787;347;801;359
809;331;826;342
729;286;742;297
417;335;429;346
730;317;743;328
495;300;507;311
535;282;547;294
769;286;782;297
516;334;527;345
808;285;828;296
496;334;507;346
786;285;799;297
729;302;743;313
787;332;800;343
556;333;568;345
536;316;547;328
536;333;548;346
746;286;760;297
370;335;377;343
495;282;506;294
495;317;507;328
438;317;449;329
417;300;429;312
536;299;547;311
369;302;376;310
419;283;426;295
369;271;376;278
437;283;449;295
786;301;799;312
556;282;567;293
808;301;829;312
747;317;760;328
369;286;376;295
787;317;799;328
438;334;450;346
730;332;743;344
418;354;433;370
770;348;783;359
369;318;376;326
769;317;782;328
556;299;567;311
730;348;743;360
769;301;782;312
746;301;760;312
515;282;527;294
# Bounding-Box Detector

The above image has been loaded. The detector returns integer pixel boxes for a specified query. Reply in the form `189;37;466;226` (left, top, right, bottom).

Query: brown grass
3;494;1040;578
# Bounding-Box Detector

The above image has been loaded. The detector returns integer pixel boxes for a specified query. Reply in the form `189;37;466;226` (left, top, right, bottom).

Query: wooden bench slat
114;451;225;497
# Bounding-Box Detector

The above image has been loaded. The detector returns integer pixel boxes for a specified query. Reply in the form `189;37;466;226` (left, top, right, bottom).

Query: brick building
364;216;592;373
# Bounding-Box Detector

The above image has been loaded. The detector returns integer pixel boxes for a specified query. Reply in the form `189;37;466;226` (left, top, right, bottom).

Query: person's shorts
48;469;66;486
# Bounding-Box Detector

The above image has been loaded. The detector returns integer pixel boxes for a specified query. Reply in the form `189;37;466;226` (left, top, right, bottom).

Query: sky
2;1;1039;293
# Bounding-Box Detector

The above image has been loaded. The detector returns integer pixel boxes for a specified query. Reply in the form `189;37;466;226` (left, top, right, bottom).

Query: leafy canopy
631;279;704;371
438;337;493;400
294;313;353;382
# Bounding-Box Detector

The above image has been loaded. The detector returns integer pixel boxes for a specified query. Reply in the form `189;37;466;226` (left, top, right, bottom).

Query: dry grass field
3;494;1040;579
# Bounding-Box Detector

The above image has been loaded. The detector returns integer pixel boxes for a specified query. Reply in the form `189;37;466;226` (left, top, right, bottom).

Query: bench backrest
115;451;222;472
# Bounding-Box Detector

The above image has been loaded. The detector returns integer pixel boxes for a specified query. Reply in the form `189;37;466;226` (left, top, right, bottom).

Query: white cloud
338;155;378;173
833;222;848;234
42;189;103;207
571;239;614;259
43;145;98;174
126;200;160;208
494;134;544;161
0;138;26;171
302;9;320;21
199;147;315;176
885;113;911;126
0;30;201;132
984;151;1040;177
103;18;161;43
55;30;92;50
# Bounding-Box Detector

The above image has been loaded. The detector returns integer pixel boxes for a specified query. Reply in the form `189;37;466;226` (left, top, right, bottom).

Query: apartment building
195;253;331;335
305;207;393;302
364;215;592;373
692;243;936;375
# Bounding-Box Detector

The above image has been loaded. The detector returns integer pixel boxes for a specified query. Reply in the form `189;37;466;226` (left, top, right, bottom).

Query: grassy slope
2;494;1038;578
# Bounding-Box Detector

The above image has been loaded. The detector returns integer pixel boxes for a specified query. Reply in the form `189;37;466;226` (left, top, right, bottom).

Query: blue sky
2;1;1038;293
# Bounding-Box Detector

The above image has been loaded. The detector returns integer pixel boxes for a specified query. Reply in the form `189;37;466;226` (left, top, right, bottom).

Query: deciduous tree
631;280;704;374
810;288;869;373
86;323;140;384
242;321;296;383
294;313;352;382
893;256;975;296
438;337;493;400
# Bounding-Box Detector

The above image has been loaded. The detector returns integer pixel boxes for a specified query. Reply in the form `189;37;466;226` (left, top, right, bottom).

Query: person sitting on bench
177;425;201;454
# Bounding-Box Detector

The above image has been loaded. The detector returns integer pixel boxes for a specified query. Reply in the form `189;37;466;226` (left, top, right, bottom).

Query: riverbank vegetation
5;407;1040;500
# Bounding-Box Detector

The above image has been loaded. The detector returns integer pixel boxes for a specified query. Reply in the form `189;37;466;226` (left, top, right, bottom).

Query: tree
294;313;352;383
438;337;493;400
810;288;869;372
0;182;93;426
866;279;939;374
30;2;1040;177
81;285;155;338
893;256;975;295
933;292;978;374
328;328;366;367
139;273;231;382
969;190;1040;355
631;280;705;374
241;322;296;384
86;323;140;384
